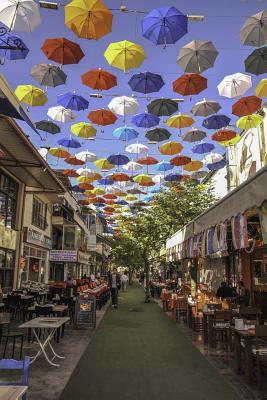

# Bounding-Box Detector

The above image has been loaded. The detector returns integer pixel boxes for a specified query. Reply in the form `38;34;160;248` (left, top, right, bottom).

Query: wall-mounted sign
0;226;17;250
50;250;77;262
24;227;52;249
77;251;90;264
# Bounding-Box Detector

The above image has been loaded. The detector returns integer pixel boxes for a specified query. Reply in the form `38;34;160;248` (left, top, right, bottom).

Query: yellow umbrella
159;141;183;155
113;190;127;197
65;0;113;40
236;114;263;130
133;174;152;184
71;122;97;139
183;160;203;172
218;135;241;147
91;188;105;195
125;195;138;201
255;79;267;97
49;147;70;158
166;114;195;129
84;192;97;198
15;85;47;106
104;40;146;72
94;158;114;170
77;176;94;184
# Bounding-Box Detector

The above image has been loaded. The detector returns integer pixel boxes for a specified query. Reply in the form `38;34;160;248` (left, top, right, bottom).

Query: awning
166;223;194;250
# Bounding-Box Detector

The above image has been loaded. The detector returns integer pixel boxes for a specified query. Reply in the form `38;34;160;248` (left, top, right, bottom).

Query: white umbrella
217;73;252;98
38;148;48;159
0;0;42;32
202;153;223;164
152;174;165;184
116;181;134;189
76;167;93;176
108;96;140;116
125;143;149;154
75;150;97;163
123;161;143;172
47;106;76;123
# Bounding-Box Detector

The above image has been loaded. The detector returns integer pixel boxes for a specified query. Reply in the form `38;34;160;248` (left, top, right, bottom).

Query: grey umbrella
182;128;206;143
191;170;208;180
30;64;67;87
245;47;267;75
240;10;267;47
191;98;221;117
35;120;61;134
177;40;218;73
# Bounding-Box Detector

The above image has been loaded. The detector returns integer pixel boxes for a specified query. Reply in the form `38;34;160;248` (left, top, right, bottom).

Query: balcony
32;213;48;230
52;204;74;223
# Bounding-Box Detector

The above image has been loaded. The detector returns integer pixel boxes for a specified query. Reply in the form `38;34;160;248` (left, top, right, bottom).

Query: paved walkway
60;284;240;400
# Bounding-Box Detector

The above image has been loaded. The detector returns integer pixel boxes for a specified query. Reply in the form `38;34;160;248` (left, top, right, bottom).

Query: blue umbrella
202;114;231;130
0;31;29;60
71;185;85;193
141;7;188;46
144;194;154;201
131;112;160;128
107;154;130;166
156;161;174;172
116;200;128;205
97;178;114;185
128;72;164;94
113;126;139;141
165;173;182;182
57;92;89;111
192;142;215;154
95;203;106;208
57;136;81;148
150;187;160;193
207;159;226;171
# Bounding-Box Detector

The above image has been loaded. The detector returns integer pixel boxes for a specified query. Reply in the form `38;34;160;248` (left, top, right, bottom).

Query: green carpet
60;284;240;400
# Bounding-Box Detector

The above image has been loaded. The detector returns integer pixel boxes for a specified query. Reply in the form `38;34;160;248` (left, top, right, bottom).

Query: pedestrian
109;268;120;308
238;281;250;306
121;271;129;292
216;281;233;300
140;271;145;286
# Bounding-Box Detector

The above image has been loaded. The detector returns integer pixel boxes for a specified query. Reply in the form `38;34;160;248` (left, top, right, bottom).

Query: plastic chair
0;356;30;400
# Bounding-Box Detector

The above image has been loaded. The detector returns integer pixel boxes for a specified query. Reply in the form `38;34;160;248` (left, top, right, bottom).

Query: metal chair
0;356;30;400
0;313;24;359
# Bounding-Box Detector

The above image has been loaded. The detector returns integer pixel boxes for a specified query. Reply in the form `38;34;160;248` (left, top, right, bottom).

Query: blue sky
1;0;266;183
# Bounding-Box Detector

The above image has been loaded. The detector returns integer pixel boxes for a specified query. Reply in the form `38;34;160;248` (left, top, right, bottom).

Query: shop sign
24;227;52;249
0;225;17;250
77;251;90;264
50;250;77;262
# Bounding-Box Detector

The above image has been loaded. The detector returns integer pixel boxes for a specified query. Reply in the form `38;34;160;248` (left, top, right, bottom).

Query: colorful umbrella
108;96;140;116
71;122;96;139
131;112;160;128
141;6;187;46
30;64;67;87
202;114;230;130
218;135;241;147
177;40;218;73
170;155;191;166
78;183;94;191
0;0;41;32
76;167;93;176
65;156;85;166
166;114;194;129
65;0;113;40
255;79;267;97
76;151;97;163
47;106;76;123
91;188;105;195
217;73;252;98
49;147;70;158
57;92;89;111
128;72;164;94
172;74;207;96
78;199;90;206
191;99;221;117
72;185;85;193
113;126;139;141
145;128;171;142
94;158;114;170
236;114;263;130
240;10;267;47
156;161;174;172
152;174;164;184
183;160;203;171
77;175;94;183
133;174;152;184
81;68;117;90
159;141;183;155
107;154;130;166
232;95;262;117
207;159;226;171
125;143;149;154
57;136;81;149
147;98;178;116
15;85;47;106
165;173;182;182
212;129;236;142
182;128;206;142
41;37;84;65
98;178;114;185
63;169;79;178
191;171;208;180
88;109;117;127
104;194;117;200
35;120;60;134
137;156;158;165
191;142;215;154
202;153;223;164
104;40;146;72
125;195;138;201
245;47;267;75
0;31;29;60
111;173;130;182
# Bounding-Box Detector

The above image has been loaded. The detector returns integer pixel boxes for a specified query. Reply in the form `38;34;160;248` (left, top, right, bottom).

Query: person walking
121;271;129;292
109;268;120;308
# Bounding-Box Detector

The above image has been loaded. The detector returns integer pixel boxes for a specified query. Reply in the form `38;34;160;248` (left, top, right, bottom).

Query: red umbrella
212;129;236;142
105;199;116;205
232;95;262;117
88;109;117;126
170;155;191;166
41;37;84;65
137;156;158;165
139;181;155;187
93;197;106;204
104;194;117;199
78;183;94;190
65;156;85;166
111;173;130;182
104;206;115;213
78;199;90;206
81;68;117;90
62;169;79;177
173;73;207;96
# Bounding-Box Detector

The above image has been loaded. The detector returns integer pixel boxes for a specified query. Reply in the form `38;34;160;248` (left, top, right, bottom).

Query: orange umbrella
93;197;106;204
41;37;84;65
78;199;90;206
111;173;130;182
173;73;207;96
159;141;183;155
105;199;116;205
63;169;79;177
212;129;236;142
139;181;155;187
78;183;94;190
104;206;115;213
49;148;70;158
88;109;117;126
65;156;85;165
183;160;203;172
81;68;117;90
232;95;262;117
104;194;117;199
170;155;191;166
137;156;158;165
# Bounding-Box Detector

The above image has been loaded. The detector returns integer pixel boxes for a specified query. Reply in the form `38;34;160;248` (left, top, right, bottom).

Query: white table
0;386;28;400
19;317;69;367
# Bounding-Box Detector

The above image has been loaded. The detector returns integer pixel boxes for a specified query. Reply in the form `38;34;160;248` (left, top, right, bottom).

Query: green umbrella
35;120;61;134
182;128;206;142
147;98;178;116
245;47;267;76
145;127;171;142
30;63;67;87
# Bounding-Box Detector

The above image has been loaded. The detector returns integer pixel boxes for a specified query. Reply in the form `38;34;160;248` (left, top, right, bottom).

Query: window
0;247;15;288
32;197;47;230
0;172;18;229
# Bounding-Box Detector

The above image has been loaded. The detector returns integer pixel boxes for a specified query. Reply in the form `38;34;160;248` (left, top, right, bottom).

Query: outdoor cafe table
27;304;68;317
0;385;28;400
19;317;69;367
203;309;239;345
233;328;255;385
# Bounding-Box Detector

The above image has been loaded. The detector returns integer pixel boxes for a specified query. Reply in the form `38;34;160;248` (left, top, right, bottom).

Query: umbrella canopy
0;31;29;60
159;141;183;155
141;6;187;46
173;73;207;96
30;64;67;87
76;151;97;163
170;155;191;166
104;40;146;71
88;109;117;126
41;37;84;65
125;143;149;154
202;153;223;164
137;156;158;165
57;136;81;149
123;161;142;172
78;183;94;191
191;99;221;117
128;72;164;94
232;95;262;117
113;126;139;141
77;175;94;183
71;185;85;193
236;114;263;130
35;120;60;134
131;112;160;128
49;147;70;158
98;178;114;185
111;173;130;182
147;98;178;116
240;10;267;47
166;114;195;129
217;73;252;98
57;92;89;111
245;47;267;76
202;114;230;130
65;156;85;165
125;195;138;201
108;96;140;116
107;154;130;166
94;158;114;170
145;128;171;142
207;159;226;171
76;167;93;176
212;129;236;142
165;173;182;182
71;122;96;139
182;128;206;142
156;161;174;172
133;174;152;184
81;68;117;90
63;169;79;178
15;85;47;106
218;135;241;147
255;78;267;97
104;194;117;200
191;171;208;180
191;142;215;154
0;0;41;32
177;39;218;73
47;106;76;123
183;160;203;172
152;174;164;184
65;0;113;40
91;188;105;195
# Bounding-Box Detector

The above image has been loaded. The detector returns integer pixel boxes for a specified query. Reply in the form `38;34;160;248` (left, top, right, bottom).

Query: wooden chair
211;310;232;350
239;306;261;322
252;325;267;389
176;297;188;324
0;313;24;359
0;356;30;400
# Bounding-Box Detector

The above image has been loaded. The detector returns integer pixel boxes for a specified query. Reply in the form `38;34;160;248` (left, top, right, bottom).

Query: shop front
49;249;90;281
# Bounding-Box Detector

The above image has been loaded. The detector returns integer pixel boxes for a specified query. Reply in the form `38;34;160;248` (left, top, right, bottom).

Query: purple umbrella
165;173;182;182
132;112;160;128
57;92;89;111
71;185;85;193
107;154;130;166
57;136;81;148
202;114;231;130
207;159;226;170
192;142;215;154
0;31;29;60
128;72;164;94
98;178;114;185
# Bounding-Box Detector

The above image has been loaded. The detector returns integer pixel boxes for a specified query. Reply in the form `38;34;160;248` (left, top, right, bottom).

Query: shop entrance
28;257;40;281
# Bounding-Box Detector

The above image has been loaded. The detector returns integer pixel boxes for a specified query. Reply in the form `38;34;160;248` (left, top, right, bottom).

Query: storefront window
0;171;18;229
0;247;15;288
